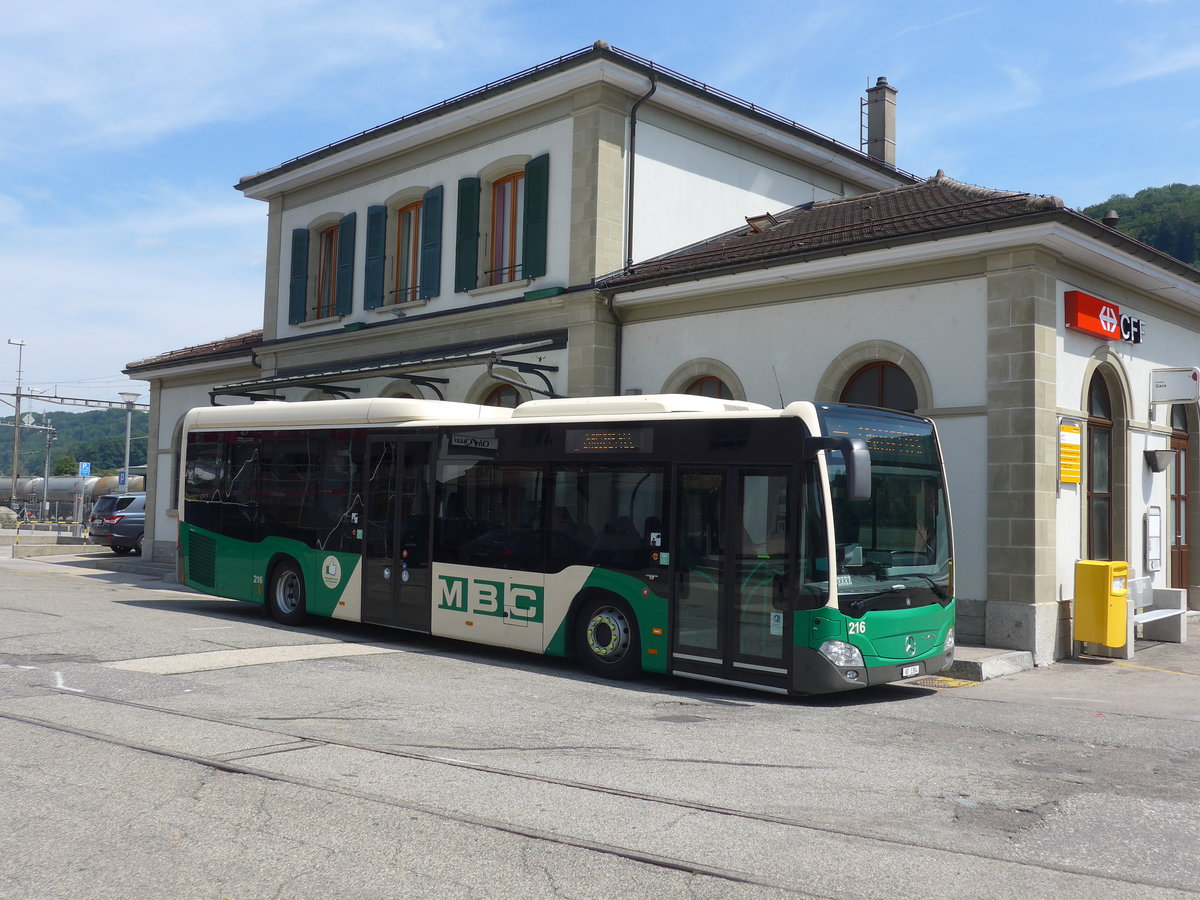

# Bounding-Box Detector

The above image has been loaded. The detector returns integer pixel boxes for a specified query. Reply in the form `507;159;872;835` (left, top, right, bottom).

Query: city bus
178;394;955;695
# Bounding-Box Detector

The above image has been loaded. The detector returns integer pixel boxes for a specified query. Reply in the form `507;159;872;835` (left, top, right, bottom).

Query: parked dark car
88;492;146;555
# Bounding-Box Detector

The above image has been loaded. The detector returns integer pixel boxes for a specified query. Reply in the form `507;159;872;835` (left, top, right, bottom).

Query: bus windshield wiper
908;573;948;599
846;584;906;612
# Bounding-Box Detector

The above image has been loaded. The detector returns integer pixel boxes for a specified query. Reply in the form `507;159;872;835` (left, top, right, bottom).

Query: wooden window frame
1087;374;1114;561
840;361;918;413
685;376;733;400
314;223;339;319
488;172;525;286
1170;405;1190;590
483;384;521;408
392;200;423;305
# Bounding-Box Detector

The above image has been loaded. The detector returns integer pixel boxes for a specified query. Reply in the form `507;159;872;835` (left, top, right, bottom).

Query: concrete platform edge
945;645;1035;682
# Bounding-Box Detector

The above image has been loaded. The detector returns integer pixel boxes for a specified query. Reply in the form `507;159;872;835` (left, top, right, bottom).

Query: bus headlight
819;640;865;668
944;627;956;655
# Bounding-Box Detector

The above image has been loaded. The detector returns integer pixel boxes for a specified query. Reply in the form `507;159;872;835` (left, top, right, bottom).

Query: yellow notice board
1059;420;1082;484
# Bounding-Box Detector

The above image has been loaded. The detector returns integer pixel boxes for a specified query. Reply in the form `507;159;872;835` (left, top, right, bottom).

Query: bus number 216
848;621;866;635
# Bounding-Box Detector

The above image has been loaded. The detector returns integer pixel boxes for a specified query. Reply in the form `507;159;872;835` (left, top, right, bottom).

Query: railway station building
127;42;1200;664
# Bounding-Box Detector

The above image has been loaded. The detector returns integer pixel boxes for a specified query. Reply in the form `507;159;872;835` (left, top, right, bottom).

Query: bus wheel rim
276;572;300;614
586;607;630;662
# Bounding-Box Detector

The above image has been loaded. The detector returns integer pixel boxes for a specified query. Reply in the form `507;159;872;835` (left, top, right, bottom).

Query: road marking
1111;660;1200;679
102;643;399;675
54;671;84;693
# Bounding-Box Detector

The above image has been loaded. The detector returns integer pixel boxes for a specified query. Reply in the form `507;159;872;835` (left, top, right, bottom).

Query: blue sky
2;0;1196;412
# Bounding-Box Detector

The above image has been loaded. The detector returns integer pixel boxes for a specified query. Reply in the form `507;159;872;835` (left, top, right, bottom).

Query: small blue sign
118;471;127;487
79;462;91;477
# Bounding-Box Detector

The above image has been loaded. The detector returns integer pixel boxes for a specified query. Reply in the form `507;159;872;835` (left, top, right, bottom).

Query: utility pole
118;392;140;494
41;416;55;519
7;339;25;510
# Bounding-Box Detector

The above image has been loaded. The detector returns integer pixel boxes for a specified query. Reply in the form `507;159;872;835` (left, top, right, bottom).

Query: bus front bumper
793;647;954;694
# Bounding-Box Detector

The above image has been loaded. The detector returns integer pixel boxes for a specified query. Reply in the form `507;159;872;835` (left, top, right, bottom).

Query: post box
1074;560;1128;647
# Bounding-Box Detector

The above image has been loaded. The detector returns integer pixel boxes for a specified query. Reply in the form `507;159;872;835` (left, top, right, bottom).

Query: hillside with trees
0;408;148;477
1082;184;1200;267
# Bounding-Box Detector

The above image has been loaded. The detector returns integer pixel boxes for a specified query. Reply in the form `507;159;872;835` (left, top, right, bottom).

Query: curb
945;646;1035;682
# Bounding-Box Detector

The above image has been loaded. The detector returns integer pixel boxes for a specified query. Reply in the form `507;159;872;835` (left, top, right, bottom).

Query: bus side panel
180;525;363;619
179;523;259;604
431;562;559;653
541;568;670;673
255;536;362;621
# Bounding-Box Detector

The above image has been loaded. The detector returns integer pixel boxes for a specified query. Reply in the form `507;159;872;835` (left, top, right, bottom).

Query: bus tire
268;560;307;625
574;595;640;680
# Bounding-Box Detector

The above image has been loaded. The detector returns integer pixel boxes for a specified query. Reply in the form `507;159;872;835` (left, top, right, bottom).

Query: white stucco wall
631;119;856;263
619;276;989;607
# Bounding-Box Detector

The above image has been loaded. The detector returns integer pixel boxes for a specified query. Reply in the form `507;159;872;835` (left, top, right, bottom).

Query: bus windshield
817;407;953;616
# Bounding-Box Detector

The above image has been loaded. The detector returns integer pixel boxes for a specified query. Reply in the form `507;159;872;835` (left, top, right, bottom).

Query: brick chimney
865;77;898;166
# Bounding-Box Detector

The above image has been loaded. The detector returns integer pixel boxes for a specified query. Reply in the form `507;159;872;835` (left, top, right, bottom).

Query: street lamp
118;391;139;495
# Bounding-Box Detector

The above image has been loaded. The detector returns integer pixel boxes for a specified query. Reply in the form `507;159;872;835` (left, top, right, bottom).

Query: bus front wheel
575;596;640;680
268;561;307;625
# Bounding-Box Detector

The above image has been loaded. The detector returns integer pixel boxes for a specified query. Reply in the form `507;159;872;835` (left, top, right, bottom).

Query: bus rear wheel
268;561;307;625
575;596;640;679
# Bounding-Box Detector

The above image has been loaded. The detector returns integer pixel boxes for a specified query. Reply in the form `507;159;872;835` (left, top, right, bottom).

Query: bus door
673;468;792;690
363;436;433;631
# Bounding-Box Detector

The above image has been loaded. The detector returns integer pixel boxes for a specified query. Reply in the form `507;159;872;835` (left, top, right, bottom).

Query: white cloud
1108;42;1200;86
0;0;506;160
0;186;264;392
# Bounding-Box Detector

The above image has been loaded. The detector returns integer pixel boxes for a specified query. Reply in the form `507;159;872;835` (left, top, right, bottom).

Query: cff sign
1064;291;1145;343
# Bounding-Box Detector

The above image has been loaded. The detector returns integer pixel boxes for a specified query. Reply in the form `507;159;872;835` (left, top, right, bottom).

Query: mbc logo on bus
437;575;545;623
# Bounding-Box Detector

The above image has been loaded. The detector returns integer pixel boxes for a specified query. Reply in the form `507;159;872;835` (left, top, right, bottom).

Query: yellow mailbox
1074;560;1128;647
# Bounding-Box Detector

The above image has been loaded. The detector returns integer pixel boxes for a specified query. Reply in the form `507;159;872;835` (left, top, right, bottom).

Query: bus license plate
901;664;920;678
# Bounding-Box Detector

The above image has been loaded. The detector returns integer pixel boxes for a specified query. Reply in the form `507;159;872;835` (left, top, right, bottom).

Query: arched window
483;384;521;408
840;362;918;412
1087;372;1113;560
685;376;733;400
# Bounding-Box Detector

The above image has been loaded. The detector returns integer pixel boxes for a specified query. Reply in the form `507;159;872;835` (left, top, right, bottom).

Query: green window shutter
288;228;309;324
335;211;356;316
455;177;480;293
522;153;549;280
364;205;387;310
418;185;443;300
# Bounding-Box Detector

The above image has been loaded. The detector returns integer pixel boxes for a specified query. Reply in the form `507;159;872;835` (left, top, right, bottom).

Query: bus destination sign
565;427;653;454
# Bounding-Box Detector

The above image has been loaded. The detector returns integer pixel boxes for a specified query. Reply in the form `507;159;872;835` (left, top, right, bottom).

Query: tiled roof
600;172;1066;288
125;329;263;373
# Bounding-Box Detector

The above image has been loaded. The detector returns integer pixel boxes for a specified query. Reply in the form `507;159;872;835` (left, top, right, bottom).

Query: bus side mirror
807;437;871;502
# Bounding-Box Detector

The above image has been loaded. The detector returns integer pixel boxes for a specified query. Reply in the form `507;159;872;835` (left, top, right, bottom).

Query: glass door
673;467;791;688
363;436;432;631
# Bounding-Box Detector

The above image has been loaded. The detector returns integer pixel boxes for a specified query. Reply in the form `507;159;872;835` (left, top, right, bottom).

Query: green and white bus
179;394;955;695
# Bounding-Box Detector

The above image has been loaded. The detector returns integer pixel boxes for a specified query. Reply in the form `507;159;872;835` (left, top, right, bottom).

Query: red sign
1065;291;1121;341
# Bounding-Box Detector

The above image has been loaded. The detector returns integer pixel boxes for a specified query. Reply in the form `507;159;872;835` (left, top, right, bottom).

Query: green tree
1083;184;1200;267
0;409;146;476
52;454;77;476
